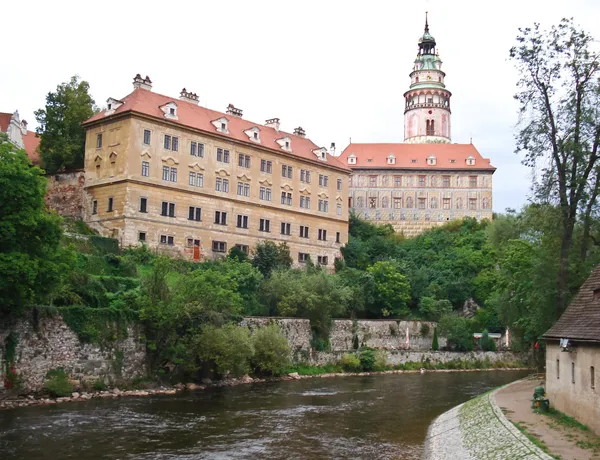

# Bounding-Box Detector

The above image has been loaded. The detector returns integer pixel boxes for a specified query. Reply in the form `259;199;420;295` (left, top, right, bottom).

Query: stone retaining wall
425;380;553;459
0;315;147;391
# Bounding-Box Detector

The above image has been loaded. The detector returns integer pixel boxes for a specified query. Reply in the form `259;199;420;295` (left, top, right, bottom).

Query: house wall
546;342;600;435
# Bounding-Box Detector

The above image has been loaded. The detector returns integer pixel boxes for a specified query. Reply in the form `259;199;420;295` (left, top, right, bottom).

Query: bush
480;329;497;351
93;379;107;391
438;314;474;351
341;353;361;372
251;324;290;376
432;328;439;351
195;325;253;377
373;350;388;371
45;368;73;397
359;348;376;371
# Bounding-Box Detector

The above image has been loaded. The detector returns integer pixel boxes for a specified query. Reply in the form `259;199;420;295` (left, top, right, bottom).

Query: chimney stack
133;74;152;91
179;88;199;105
293;126;306;137
226;103;243;118
265;118;280;131
20;119;28;135
330;142;336;155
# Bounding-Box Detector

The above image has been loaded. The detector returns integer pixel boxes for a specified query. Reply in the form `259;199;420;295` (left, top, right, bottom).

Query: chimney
20;119;28;135
293;126;306;137
330;142;336;155
133;74;152;91
226;103;243;118
179;88;199;105
265;118;280;131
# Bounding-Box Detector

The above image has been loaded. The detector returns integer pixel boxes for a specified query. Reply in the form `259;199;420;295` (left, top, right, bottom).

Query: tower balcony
405;102;451;113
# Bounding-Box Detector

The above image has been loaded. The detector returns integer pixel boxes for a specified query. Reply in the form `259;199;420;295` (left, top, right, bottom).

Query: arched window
406;196;414;208
426;120;435;136
456;197;462;209
381;196;389;208
415;76;419;83
482;198;489;209
430;198;438;209
356;196;364;207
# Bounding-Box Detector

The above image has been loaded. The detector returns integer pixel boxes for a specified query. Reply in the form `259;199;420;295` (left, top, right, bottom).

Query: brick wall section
45;170;86;219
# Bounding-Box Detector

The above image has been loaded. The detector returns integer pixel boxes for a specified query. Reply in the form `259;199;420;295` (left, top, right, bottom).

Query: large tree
510;19;600;313
0;133;73;319
35;75;98;173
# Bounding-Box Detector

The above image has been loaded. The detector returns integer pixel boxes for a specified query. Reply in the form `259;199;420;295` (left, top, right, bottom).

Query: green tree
438;314;474;352
0;134;72;319
251;241;293;277
250;324;290;375
432;328;439;351
194;324;253;377
366;261;411;317
35;75;98;172
228;245;249;263
510;19;600;313
418;297;452;321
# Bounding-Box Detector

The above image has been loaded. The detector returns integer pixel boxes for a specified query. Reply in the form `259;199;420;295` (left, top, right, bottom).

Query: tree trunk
558;221;575;316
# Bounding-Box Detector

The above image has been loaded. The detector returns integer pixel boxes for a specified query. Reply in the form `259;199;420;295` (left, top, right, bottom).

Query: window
259;186;272;201
318;229;327;241
212;241;227;253
143;129;151;145
142;161;149;177
160;235;175;246
107;197;114;212
572;362;575;384
319;199;329;212
189;172;203;187
557;359;560;379
336;232;341;243
214;211;227;225
426;119;435;136
280;222;291;235
235;244;249;255
469;176;477;188
162;166;169;181
298;252;309;263
406;197;414;208
394;176;402;187
260;159;272;173
368;176;376;187
443;176;450;188
300;196;311;209
170;108;176;116
92;200;98;215
592;366;595;390
320;174;329;187
161;201;176;217
164;135;171;150
140;197;148;213
418;175;426;187
236;214;249;228
443;198;451;210
216;178;229;192
418;198;426;209
281;192;292;206
393;197;402;209
138;232;146;242
282;164;292;178
237;182;250;197
368;197;377;209
317;256;329;265
301;169;311;183
430;198;438;209
169;167;177;182
300;225;309;238
238;153;251;168
172;136;179;152
594;289;600;301
188;206;202;221
337;178;342;191
337;203;342;216
259;218;271;232
96;133;102;148
469;198;477;210
217;148;230;163
190;142;204;157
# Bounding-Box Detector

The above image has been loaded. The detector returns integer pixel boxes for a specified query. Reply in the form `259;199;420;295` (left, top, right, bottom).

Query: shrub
93;379;107;391
432;328;439;351
251;324;290;376
373;350;388;371
352;334;359;350
480;329;497;351
420;323;430;336
438;314;474;351
341;353;361;372
359;348;376;372
45;368;73;397
195;325;253;377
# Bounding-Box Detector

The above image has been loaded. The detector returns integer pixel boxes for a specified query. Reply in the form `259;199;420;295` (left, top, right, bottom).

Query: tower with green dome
404;13;452;144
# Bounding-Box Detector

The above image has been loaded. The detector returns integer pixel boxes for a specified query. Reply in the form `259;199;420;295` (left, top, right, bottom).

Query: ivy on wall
57;306;138;346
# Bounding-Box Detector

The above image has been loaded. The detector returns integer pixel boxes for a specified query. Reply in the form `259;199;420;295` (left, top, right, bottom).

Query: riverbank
425;379;554;459
0;367;532;411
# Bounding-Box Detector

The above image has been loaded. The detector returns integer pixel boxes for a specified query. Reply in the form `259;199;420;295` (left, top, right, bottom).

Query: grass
512;421;560;459
537;408;600;455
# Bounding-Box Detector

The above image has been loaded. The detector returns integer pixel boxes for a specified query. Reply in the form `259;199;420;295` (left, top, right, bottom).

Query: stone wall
45;169;86;219
0;315;147;392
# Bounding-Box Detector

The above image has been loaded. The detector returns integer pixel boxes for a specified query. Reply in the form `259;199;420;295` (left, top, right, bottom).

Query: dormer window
160;102;178;120
312;147;328;162
466;155;476;166
285;141;290;149
104;97;124;116
211;117;229;134
427;155;437;166
221;122;226;130
107;103;112;110
348;154;356;165
170;108;175;116
244;127;261;143
387;154;396;165
276;136;292;152
254;132;258;140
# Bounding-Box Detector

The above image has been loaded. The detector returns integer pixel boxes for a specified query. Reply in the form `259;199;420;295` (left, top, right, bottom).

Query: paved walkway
496;379;600;460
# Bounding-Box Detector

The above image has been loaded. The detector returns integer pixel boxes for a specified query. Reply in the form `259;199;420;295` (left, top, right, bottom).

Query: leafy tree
418;297;452;321
432;328;439;351
0;134;73;319
194;324;253;377
250;324;290;375
480;330;497;352
35;75;98;172
366;261;411;317
251;241;292;277
438;315;474;352
510;19;600;313
228;245;249;263
338;267;374;317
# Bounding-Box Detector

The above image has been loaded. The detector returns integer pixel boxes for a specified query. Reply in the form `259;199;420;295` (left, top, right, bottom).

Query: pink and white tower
404;13;452;144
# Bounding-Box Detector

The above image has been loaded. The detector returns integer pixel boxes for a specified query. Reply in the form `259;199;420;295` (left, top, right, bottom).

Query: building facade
82;75;350;267
544;265;600;435
0;110;40;164
340;16;495;237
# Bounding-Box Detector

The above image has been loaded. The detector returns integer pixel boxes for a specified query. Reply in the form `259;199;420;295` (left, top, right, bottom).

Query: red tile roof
338;143;496;171
0;112;41;165
84;89;350;172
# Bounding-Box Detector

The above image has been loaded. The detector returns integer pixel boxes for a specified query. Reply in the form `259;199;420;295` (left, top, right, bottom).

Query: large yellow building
82;75;350;267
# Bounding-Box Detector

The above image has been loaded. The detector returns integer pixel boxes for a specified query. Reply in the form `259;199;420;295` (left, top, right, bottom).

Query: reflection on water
0;370;528;459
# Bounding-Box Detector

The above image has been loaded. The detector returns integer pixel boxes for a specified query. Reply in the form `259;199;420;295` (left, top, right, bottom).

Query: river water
0;370;528;459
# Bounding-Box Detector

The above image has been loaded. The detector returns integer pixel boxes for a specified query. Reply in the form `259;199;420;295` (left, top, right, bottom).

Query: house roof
544;265;600;342
83;88;350;172
0;112;41;165
338;143;496;171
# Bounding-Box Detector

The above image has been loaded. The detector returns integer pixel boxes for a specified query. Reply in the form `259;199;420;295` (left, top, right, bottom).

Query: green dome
419;31;435;44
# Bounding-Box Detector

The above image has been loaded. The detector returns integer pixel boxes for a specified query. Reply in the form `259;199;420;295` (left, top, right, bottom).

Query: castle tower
404;13;452;144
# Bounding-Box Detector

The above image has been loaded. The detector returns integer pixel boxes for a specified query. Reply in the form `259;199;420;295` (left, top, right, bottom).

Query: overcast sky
3;0;599;212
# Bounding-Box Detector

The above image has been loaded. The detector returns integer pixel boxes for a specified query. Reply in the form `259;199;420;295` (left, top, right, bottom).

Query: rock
56;397;71;403
201;378;212;385
185;383;202;391
241;375;254;384
71;392;80;399
174;383;185;390
288;372;301;380
112;388;121;396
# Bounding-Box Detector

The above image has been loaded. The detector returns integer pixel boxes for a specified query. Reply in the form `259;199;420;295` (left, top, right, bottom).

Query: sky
2;0;599;212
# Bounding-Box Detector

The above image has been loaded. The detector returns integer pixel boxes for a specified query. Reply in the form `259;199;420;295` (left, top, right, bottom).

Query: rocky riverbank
1;368;532;411
425;379;554;459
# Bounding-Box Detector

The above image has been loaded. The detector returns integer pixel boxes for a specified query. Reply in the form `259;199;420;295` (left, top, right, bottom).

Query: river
0;370;528;459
